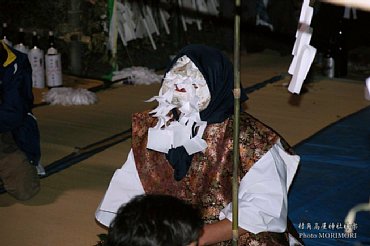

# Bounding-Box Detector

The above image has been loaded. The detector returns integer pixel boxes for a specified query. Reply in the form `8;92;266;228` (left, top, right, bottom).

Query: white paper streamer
288;45;316;94
287;0;316;94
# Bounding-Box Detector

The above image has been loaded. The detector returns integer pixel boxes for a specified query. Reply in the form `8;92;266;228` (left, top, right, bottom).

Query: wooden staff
232;0;241;245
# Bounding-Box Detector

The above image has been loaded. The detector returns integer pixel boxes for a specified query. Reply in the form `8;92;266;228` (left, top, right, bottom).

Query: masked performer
0;40;42;200
96;44;302;245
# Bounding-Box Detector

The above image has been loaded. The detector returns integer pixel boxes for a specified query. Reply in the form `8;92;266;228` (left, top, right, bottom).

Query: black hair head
106;194;203;246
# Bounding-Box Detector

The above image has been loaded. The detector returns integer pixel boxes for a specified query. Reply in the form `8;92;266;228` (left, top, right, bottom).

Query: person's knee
0;150;40;201
9;184;40;201
8;174;40;201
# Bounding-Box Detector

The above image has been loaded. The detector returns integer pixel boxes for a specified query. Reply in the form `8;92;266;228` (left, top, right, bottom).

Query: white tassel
43;87;98;106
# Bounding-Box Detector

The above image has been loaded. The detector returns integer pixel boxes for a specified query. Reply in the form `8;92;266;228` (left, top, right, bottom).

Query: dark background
1;0;369;79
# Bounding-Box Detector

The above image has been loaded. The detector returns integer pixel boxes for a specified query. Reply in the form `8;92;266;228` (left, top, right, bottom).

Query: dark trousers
0;132;40;200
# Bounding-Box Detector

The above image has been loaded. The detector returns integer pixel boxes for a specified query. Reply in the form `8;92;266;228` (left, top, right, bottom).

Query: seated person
0;40;42;200
105;194;203;246
96;44;302;245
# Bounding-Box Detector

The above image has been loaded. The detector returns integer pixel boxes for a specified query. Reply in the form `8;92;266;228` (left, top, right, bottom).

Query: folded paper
288;45;317;94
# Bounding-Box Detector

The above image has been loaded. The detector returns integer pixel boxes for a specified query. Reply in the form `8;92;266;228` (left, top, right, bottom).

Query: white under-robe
96;139;299;236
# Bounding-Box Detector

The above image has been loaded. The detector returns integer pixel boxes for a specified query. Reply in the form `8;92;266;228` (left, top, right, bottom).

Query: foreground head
106;194;203;246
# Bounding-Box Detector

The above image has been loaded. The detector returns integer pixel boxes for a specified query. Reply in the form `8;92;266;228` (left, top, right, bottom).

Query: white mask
146;55;209;155
160;56;211;111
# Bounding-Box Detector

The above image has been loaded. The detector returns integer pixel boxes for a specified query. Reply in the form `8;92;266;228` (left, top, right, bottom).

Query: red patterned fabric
132;110;295;245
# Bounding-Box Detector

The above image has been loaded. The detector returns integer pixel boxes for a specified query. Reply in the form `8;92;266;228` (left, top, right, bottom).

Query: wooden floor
0;50;369;246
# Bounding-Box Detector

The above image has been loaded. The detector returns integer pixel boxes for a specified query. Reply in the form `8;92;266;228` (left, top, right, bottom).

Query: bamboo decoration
232;0;241;245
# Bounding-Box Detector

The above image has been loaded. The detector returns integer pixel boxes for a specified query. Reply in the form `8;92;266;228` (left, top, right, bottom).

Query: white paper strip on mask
170;121;192;148
183;136;207;155
146;99;208;154
149;106;174;122
146;91;176;118
147;116;207;154
288;45;316;94
179;113;208;154
147;127;173;153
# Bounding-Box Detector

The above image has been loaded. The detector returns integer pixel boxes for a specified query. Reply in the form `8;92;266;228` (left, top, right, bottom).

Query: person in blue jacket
0;40;42;200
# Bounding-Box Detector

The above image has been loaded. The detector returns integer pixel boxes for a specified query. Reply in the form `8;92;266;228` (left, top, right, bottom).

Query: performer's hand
198;219;247;245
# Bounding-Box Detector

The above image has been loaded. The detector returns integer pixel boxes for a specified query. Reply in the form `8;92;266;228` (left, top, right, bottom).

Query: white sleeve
219;139;300;234
95;149;145;227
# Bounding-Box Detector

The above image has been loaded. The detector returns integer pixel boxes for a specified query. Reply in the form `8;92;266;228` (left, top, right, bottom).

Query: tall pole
232;0;241;245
